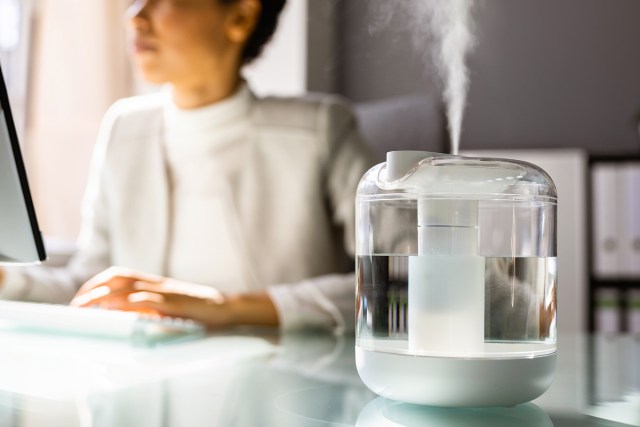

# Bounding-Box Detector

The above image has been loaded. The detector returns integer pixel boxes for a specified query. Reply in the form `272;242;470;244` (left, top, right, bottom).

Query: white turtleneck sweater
0;85;374;332
162;86;251;293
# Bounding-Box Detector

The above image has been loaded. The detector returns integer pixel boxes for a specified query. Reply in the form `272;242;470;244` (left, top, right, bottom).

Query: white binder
620;163;640;277
628;289;640;335
592;164;621;278
594;288;621;334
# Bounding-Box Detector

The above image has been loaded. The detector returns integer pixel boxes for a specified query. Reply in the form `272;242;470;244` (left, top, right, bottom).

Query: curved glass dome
358;151;557;201
355;151;558;407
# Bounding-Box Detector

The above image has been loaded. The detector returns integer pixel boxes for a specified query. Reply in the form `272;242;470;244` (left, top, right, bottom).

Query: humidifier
355;151;557;407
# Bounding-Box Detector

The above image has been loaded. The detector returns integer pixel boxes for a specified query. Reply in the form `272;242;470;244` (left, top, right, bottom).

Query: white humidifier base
356;347;556;407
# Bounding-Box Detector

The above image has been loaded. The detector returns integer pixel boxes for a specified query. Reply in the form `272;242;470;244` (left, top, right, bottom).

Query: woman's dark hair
221;0;287;64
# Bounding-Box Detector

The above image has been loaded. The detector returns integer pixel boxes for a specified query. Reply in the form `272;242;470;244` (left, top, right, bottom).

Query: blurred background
1;0;639;336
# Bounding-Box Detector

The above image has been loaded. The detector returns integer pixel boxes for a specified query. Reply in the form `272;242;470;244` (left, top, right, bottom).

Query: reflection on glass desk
0;328;637;427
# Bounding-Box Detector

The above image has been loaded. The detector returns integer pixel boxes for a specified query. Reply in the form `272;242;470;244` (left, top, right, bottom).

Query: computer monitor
0;64;46;264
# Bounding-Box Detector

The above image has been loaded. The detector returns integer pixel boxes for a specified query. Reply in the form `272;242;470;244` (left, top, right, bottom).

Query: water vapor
368;0;477;155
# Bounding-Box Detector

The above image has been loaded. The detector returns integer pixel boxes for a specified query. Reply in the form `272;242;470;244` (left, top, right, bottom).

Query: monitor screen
0;64;46;264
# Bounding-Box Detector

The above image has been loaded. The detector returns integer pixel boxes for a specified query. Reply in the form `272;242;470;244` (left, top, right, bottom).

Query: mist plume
368;0;477;155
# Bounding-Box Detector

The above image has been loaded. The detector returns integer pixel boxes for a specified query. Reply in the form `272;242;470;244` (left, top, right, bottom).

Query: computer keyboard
0;300;205;340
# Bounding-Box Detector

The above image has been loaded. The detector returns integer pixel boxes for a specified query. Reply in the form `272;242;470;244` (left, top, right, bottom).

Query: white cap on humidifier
385;151;444;181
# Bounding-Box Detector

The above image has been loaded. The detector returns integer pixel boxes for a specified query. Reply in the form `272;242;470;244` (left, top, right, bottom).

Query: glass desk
0;328;637;427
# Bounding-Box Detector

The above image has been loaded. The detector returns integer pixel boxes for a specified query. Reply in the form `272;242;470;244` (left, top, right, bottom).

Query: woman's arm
70;267;279;328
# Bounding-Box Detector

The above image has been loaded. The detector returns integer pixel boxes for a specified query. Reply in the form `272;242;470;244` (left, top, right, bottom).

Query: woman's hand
70;267;279;329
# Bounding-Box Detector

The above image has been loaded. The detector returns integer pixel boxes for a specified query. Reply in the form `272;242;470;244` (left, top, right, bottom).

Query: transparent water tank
355;151;558;407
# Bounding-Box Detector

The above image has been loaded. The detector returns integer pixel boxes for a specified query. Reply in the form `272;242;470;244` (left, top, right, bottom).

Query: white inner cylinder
408;199;485;355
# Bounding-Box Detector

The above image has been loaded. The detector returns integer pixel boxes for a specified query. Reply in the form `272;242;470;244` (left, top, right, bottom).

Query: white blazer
0;91;374;332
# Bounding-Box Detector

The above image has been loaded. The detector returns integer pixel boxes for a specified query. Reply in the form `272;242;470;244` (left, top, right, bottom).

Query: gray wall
337;0;640;154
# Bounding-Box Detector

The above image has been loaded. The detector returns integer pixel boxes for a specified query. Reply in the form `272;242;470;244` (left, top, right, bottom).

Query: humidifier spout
385;151;446;181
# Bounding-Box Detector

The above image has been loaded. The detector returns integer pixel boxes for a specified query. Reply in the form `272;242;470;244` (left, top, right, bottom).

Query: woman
0;0;373;332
